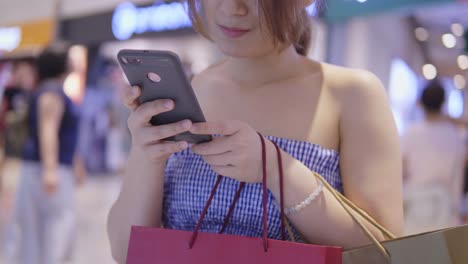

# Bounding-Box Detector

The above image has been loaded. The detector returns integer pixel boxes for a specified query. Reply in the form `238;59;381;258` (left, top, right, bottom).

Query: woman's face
202;0;277;58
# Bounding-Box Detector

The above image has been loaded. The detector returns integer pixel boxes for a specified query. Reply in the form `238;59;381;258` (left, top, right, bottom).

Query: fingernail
131;87;138;95
164;101;174;109
181;120;191;129
179;141;188;148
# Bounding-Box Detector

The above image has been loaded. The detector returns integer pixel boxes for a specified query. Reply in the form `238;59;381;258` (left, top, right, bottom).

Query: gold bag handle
284;171;397;261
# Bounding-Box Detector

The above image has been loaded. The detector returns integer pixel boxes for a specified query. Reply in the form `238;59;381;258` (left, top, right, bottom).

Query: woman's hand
43;170;59;194
124;86;192;162
190;120;266;183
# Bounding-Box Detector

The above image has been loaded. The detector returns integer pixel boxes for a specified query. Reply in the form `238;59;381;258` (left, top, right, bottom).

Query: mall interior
0;0;468;263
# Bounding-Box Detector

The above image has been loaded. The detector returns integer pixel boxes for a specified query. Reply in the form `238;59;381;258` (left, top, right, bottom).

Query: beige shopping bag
309;172;468;264
342;224;468;264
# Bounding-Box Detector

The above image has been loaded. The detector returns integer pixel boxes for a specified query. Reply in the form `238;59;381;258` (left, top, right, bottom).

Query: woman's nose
219;0;248;17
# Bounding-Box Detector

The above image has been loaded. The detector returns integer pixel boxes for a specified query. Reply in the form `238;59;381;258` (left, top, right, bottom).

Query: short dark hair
37;42;70;82
420;80;446;113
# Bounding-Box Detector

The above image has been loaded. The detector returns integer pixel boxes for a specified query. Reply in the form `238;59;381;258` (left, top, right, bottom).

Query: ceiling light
422;64;437;80
448;90;464;118
414;27;429;42
458;54;468;70
442;33;457;48
451;23;464;37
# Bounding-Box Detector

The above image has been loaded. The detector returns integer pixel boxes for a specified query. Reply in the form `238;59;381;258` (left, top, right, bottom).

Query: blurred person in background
80;58;130;174
108;0;404;262
402;80;466;235
0;62;12;193
2;59;37;157
101;59;131;173
0;59;37;193
14;43;85;264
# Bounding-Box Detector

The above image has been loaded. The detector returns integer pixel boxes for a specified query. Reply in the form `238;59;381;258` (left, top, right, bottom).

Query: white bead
285;181;324;215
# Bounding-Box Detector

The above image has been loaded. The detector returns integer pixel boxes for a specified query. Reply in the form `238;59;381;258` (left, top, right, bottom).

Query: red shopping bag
126;134;342;264
127;226;341;264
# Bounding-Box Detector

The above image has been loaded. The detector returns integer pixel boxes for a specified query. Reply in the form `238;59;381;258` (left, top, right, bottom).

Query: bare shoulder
318;63;389;117
321;63;386;100
318;62;396;138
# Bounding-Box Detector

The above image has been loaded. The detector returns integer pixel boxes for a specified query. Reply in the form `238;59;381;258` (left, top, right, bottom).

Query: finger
140;120;192;144
132;99;175;127
123;86;142;110
190;121;242;136
191;136;233;156
201;151;239;167
144;141;189;159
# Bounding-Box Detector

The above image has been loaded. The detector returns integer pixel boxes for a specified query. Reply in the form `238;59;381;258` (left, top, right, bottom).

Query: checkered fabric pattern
162;135;342;241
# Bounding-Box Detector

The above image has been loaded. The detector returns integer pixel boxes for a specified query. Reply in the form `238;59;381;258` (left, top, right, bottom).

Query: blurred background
0;0;467;263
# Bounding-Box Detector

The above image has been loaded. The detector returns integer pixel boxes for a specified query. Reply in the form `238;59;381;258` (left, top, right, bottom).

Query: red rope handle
189;133;287;252
257;132;269;252
271;141;286;241
189;175;223;249
218;182;246;234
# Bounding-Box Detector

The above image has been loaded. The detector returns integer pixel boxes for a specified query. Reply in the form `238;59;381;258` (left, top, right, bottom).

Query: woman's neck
222;45;308;87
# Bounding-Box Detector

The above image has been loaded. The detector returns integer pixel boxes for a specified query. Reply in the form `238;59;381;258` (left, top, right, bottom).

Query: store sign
325;0;454;21
0;19;53;55
0;27;22;52
112;1;192;41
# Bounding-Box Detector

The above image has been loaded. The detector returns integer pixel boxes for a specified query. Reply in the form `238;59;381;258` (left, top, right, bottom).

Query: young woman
108;1;403;262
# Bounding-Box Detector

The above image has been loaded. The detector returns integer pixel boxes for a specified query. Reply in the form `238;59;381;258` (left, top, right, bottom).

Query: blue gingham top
162;135;342;241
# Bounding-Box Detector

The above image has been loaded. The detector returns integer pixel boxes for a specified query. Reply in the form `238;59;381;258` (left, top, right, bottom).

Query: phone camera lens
128;58;141;65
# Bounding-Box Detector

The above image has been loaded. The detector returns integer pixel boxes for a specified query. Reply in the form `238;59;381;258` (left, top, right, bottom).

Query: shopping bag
127;226;342;264
342;224;468;264
311;163;468;264
126;133;342;264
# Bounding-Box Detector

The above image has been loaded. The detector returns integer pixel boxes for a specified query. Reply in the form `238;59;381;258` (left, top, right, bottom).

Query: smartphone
117;49;212;144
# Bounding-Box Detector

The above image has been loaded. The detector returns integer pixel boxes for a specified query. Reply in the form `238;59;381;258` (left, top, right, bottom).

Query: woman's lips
219;25;250;38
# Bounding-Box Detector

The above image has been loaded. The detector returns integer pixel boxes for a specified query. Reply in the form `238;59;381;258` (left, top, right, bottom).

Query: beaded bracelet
285;181;324;215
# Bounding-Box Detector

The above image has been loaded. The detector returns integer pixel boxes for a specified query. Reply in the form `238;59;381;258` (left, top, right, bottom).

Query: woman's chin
217;43;270;59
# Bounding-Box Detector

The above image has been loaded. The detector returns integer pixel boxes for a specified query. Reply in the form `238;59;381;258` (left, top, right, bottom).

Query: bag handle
218;181;246;234
189;175;250;248
271;140;288;240
189;133;396;261
271;143;396;261
321;177;396;240
189;132;287;251
314;173;394;260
